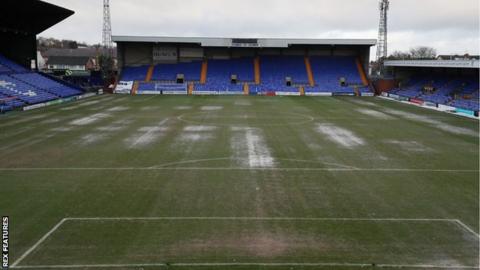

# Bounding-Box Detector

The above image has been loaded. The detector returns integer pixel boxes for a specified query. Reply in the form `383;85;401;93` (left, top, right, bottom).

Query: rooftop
43;48;117;58
0;0;74;35
47;56;90;66
384;59;480;69
112;36;377;48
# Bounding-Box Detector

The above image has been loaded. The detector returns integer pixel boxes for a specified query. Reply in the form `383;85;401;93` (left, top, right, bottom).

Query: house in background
42;48;99;72
36;47;116;89
46;56;93;72
40;47;117;73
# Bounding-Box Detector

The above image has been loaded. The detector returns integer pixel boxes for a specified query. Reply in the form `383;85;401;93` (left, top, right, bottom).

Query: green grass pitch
0;95;478;269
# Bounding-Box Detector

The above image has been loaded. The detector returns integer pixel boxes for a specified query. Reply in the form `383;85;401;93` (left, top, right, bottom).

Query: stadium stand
0;53;83;111
391;75;480;111
118;55;373;96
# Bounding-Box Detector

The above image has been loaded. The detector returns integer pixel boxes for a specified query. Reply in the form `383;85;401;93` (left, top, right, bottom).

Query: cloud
40;0;480;55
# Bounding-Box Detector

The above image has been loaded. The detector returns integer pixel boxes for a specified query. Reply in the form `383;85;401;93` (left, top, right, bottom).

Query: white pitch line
0;167;477;172
154;157;356;170
64;217;457;222
150;157;233;168
175;263;480;269
454;219;480;239
280;158;359;170
177;112;315;127
11;262;480;269
11;218;68;268
126;118;169;148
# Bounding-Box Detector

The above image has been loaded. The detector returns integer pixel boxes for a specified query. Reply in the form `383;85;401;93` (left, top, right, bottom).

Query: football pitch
0;95;479;269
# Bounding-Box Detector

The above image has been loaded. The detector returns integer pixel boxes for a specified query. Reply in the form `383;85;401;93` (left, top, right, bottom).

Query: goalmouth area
11;217;480;269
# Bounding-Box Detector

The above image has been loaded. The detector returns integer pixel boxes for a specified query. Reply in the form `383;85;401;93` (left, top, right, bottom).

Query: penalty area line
10;262;480;269
454;219;480;239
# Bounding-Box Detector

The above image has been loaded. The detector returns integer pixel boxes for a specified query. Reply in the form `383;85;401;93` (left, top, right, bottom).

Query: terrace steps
200;60;208;84
254;57;261;85
356;58;369;86
299;86;305;96
304;57;315;87
243;83;250;95
145;65;155;82
132;81;139;95
188;83;194;95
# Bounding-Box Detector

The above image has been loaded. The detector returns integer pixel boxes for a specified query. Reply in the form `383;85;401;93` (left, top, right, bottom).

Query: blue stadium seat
306;56;363;94
0;93;24;112
258;56;307;92
208;58;254;83
391;74;479;112
0;54;83;110
197;58;253;92
152;61;202;82
120;65;149;81
12;73;81;98
0;75;58;105
0;54;29;74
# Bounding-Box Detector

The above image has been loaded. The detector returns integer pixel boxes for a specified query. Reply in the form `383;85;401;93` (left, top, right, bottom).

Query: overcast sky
40;0;480;56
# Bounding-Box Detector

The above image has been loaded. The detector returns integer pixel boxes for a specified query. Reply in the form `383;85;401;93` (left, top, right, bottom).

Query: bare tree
387;47;437;60
409;46;437;59
388;51;411;60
